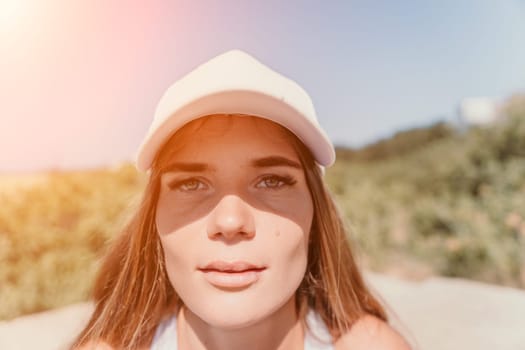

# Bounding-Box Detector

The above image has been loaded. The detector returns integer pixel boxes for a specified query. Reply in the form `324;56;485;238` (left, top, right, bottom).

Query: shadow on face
154;114;314;239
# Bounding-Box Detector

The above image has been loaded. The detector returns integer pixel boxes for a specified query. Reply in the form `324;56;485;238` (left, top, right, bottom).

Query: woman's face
155;115;313;329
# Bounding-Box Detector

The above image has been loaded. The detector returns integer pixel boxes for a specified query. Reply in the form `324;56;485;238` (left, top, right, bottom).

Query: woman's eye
256;175;296;189
168;178;207;192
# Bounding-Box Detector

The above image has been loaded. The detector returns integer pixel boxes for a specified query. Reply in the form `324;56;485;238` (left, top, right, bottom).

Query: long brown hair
72;115;386;349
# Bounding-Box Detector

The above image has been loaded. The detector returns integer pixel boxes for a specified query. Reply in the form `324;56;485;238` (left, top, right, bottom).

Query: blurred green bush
327;94;525;288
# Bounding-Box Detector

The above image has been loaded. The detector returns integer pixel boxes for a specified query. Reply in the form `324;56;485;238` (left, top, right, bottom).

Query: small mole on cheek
275;230;280;237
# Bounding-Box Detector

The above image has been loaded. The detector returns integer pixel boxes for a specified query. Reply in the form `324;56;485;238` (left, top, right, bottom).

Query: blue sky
1;0;524;171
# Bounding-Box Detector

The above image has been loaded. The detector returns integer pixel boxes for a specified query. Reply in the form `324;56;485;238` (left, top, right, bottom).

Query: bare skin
177;299;305;350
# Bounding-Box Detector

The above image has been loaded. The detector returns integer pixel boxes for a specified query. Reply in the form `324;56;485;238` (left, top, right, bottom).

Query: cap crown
136;49;335;171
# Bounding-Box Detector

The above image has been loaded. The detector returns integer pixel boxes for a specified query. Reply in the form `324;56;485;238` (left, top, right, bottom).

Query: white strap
304;310;334;350
150;315;178;350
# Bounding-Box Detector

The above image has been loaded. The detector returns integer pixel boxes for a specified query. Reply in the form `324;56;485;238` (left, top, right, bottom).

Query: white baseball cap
136;49;335;171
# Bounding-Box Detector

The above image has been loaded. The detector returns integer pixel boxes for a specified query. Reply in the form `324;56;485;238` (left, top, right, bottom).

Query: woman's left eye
255;175;296;189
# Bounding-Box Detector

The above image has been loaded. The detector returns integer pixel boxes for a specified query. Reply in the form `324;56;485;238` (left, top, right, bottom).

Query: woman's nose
206;194;256;241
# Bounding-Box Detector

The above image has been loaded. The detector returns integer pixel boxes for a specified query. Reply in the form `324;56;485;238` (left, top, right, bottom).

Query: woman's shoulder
334;315;412;350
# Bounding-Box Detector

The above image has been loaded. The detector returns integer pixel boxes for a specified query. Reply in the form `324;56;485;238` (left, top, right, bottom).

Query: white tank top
150;309;334;350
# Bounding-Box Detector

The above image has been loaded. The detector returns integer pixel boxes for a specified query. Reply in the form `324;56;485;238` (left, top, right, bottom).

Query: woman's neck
177;298;304;350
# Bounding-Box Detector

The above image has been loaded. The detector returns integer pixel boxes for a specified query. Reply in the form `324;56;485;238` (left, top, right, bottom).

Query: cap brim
136;90;335;171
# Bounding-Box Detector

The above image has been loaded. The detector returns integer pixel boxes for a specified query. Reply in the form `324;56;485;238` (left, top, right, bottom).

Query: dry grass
0;165;146;320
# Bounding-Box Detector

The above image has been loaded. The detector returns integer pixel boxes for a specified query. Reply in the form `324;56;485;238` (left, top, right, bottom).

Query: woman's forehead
187;114;287;135
158;114;301;165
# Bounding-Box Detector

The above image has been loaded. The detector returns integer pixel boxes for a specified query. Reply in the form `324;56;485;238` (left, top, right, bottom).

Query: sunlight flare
0;0;28;34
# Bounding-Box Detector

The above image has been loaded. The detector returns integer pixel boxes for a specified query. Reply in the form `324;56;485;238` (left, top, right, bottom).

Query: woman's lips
199;261;266;288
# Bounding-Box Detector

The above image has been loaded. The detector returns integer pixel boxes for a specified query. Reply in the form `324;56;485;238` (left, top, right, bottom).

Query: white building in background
458;97;502;126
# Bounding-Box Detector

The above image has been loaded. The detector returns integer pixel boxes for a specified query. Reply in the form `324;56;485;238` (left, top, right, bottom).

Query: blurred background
0;0;524;321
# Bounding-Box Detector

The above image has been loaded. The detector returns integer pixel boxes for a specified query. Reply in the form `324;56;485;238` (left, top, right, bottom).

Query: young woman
73;50;411;349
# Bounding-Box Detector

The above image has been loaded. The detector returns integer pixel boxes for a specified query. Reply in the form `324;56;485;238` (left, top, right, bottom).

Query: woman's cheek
258;193;313;229
261;215;310;277
158;218;201;270
156;192;215;235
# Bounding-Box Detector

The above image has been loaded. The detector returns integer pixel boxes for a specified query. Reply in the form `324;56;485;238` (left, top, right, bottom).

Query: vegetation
327;94;525;286
0;166;146;320
0;95;523;320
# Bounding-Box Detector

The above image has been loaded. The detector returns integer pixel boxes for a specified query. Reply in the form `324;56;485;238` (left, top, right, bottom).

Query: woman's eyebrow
251;156;301;169
162;162;210;173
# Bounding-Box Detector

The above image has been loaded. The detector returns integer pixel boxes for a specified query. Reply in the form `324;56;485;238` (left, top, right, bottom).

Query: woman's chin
186;296;294;331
